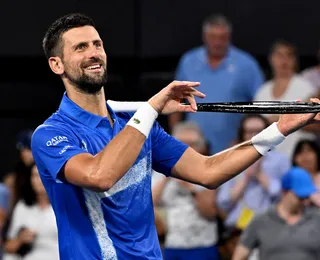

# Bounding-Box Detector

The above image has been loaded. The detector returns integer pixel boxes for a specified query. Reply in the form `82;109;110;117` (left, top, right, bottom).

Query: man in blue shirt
31;13;320;260
171;14;264;154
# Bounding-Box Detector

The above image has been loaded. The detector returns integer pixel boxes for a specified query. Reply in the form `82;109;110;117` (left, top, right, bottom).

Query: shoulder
230;46;259;66
179;46;206;64
301;66;317;77
292;74;311;85
32;116;78;143
291;75;316;95
252;208;274;226
13;200;29;214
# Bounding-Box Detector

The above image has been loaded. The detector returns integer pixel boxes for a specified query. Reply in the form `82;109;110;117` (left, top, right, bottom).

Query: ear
48;57;64;75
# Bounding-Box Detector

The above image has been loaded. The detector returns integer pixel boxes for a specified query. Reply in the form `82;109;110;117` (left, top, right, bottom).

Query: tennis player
31;13;320;260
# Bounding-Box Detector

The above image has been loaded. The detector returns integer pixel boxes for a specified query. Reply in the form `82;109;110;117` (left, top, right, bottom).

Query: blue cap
281;167;318;198
16;129;33;151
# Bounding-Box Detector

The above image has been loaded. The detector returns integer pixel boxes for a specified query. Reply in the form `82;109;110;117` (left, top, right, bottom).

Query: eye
95;42;102;48
76;43;86;51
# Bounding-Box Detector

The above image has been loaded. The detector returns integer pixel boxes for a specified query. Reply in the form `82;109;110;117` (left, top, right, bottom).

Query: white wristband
251;122;286;155
126;102;158;138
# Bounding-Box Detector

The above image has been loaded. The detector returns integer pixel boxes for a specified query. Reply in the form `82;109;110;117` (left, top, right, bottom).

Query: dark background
1;0;319;174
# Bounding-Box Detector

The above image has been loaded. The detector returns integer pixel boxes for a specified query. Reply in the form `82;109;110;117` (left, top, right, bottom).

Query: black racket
196;101;320;114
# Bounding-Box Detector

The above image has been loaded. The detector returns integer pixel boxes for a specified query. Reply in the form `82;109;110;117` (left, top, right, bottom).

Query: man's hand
277;98;320;136
148;81;205;114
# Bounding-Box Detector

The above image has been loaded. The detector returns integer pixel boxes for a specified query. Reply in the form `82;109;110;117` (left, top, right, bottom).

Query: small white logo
59;145;72;155
46;136;68;146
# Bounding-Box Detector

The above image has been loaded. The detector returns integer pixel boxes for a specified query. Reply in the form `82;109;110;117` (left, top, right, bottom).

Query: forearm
83;103;158;191
89;126;147;190
230;178;249;204
152;179;168;205
4;239;23;253
256;173;270;191
193;190;217;220
204;141;262;188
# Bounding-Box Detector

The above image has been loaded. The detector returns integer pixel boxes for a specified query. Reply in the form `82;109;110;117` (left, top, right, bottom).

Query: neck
273;72;294;80
66;87;109;117
207;53;225;68
37;193;50;209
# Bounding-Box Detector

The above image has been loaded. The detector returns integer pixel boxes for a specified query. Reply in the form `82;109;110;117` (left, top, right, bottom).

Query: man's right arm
32;121;149;192
32;81;204;192
62;126;148;191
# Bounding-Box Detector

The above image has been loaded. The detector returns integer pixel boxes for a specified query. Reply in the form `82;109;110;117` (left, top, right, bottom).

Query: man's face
60;26;108;94
203;25;230;58
285;191;309;212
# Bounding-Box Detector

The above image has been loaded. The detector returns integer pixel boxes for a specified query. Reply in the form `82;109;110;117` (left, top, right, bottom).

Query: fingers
186;94;197;111
169;80;201;88
310;98;320;103
169;81;206;98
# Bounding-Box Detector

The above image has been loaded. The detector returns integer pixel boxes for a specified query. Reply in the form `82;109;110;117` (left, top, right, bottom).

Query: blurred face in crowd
174;128;206;154
242;117;266;141
203;25;230;59
294;143;318;174
283;190;309;213
50;26;108;94
270;44;297;77
20;148;34;167
31;164;46;196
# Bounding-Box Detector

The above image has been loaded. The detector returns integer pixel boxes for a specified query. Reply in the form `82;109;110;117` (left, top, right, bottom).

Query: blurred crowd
2;13;320;260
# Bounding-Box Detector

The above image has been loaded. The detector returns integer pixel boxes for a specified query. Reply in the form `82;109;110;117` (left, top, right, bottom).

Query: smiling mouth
85;64;103;72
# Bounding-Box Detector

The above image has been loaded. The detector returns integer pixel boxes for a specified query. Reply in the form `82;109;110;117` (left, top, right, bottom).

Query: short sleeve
31;124;87;182
239;215;260;249
151;122;188;176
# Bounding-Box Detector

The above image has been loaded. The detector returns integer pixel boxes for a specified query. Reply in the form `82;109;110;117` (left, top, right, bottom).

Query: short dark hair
43;13;96;59
202;14;232;33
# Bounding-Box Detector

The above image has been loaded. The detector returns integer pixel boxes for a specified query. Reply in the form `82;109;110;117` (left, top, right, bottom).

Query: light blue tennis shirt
31;93;188;260
176;45;264;153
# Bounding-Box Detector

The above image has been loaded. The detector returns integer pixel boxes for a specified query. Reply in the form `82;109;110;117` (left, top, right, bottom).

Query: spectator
3;164;58;260
2;130;35;244
170;14;264;154
0;181;10;259
232;167;320;260
217;115;290;230
292;139;320;207
301;44;320;93
152;121;219;260
254;40;317;158
292;140;320;185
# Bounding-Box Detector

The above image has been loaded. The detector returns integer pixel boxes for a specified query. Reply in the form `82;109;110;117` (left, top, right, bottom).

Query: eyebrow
72;39;103;50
